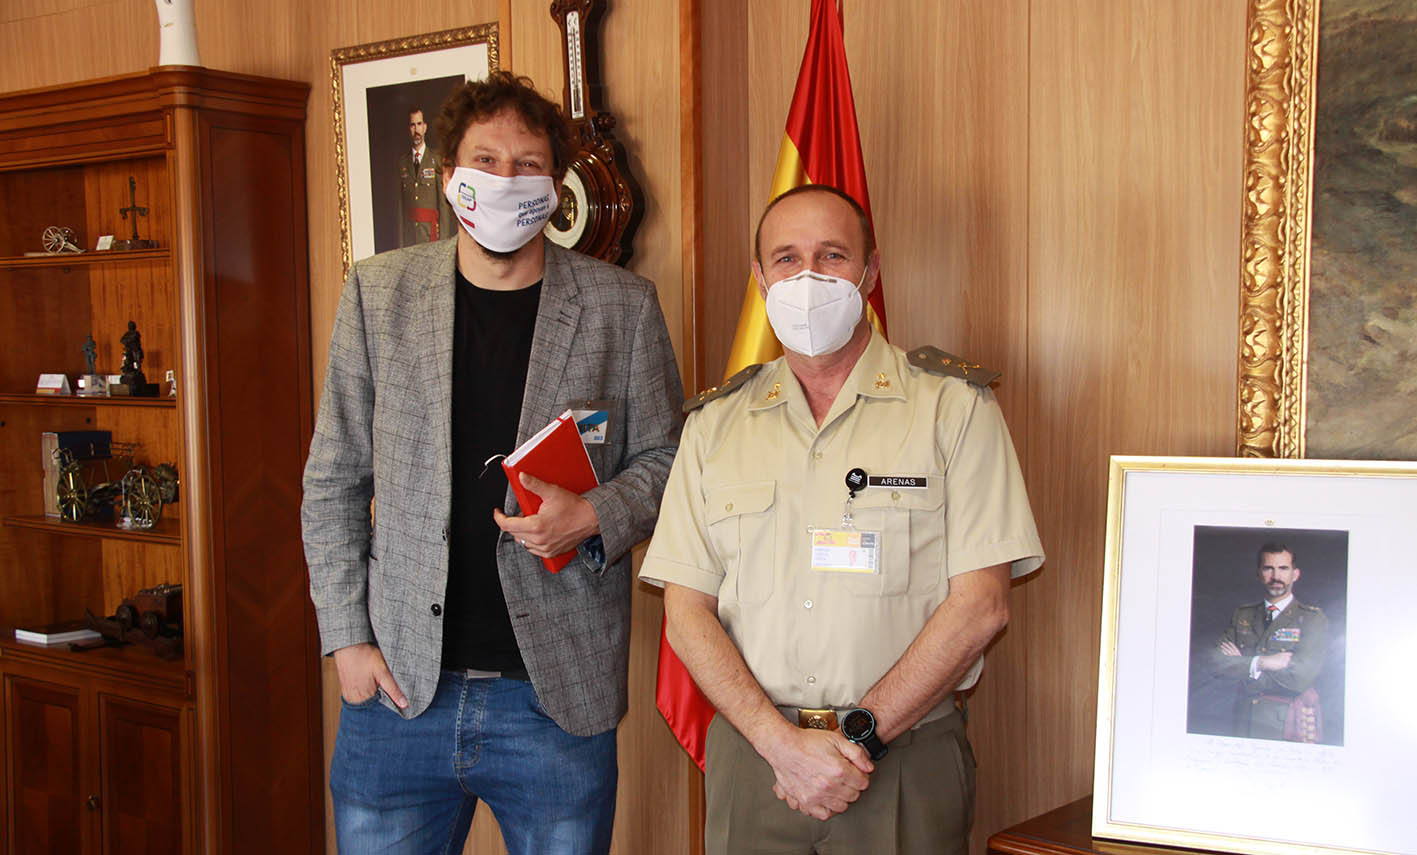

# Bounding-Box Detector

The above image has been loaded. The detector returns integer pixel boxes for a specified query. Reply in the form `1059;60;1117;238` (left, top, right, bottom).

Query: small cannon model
85;582;183;660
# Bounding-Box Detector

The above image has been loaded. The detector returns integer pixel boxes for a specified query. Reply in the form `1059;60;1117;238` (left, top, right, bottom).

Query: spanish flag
656;0;887;770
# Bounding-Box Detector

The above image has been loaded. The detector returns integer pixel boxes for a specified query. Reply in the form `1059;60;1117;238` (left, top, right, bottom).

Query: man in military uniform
640;184;1044;855
1212;542;1329;742
396;107;454;246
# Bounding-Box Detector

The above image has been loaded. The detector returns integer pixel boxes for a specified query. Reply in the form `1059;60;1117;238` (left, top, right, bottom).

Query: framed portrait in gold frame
1236;1;1417;460
331;24;499;273
1093;455;1417;855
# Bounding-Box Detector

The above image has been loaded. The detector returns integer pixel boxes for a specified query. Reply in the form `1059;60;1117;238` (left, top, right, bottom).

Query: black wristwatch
841;707;888;761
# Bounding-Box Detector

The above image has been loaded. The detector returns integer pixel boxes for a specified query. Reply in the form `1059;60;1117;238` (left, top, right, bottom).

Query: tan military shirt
640;331;1043;711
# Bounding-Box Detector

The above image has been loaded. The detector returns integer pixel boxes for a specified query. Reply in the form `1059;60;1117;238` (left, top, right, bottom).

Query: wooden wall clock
544;0;643;266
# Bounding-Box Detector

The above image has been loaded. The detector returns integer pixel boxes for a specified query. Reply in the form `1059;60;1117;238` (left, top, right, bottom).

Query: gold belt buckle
797;708;839;731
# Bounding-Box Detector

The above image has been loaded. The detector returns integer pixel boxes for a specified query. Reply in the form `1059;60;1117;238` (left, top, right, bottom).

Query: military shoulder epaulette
683;364;763;413
1296;602;1323;614
906;345;1001;388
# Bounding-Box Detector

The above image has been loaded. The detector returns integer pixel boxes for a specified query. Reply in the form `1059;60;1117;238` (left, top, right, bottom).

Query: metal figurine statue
120;321;145;385
82;334;98;375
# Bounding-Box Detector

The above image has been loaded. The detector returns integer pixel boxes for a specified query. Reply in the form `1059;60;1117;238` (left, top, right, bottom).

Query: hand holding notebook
498;410;599;572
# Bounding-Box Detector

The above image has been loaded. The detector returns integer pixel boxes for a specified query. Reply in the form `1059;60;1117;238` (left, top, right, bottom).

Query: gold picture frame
1093;455;1417;855
331;24;499;273
1236;0;1417;459
1236;0;1317;459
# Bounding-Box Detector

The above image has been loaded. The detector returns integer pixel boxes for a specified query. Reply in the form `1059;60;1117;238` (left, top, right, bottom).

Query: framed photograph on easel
1093;456;1417;855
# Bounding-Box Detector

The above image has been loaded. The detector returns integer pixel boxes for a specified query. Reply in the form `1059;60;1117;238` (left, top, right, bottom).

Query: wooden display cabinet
0;69;322;853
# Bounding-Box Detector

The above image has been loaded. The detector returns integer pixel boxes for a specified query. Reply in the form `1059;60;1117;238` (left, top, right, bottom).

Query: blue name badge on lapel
573;408;609;445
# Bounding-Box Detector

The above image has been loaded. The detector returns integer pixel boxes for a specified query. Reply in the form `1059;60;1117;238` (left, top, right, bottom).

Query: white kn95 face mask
763;267;867;357
444;167;557;253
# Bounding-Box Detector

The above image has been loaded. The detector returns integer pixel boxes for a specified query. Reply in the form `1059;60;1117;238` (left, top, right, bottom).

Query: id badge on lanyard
809;467;881;575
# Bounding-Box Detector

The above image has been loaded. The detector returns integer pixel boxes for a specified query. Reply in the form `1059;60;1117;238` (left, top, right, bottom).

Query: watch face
842;709;874;740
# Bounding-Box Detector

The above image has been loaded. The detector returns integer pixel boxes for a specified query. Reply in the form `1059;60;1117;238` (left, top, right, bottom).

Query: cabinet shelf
1;631;190;698
3;513;180;545
0;392;176;408
0;248;168;271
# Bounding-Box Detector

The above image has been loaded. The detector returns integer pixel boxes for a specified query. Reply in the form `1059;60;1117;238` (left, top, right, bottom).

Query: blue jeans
330;671;618;855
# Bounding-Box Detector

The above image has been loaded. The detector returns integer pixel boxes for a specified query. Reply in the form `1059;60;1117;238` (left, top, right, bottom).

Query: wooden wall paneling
498;0;513;68
0;0;155;91
680;0;703;395
508;0;563;102
0;0;308;103
745;1;806;258
1022;0;1247;832
698;0;749;384
1024;0;1125;824
187;0;308;82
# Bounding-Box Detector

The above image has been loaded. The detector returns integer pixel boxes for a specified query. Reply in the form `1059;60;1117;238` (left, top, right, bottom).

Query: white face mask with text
763;267;867;357
444;167;557;253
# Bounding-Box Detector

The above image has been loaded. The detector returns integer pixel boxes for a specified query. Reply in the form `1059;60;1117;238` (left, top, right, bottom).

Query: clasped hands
763;726;875;820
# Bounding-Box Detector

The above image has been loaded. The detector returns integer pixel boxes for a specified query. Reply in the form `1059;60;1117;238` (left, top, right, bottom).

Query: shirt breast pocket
842;480;944;597
705;481;776;605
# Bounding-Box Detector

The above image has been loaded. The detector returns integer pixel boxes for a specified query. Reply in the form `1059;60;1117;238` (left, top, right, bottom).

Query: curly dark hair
434;71;574;180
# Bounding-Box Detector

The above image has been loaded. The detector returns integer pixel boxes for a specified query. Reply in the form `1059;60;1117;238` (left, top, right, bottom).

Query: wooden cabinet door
4;676;88;854
97;696;184;855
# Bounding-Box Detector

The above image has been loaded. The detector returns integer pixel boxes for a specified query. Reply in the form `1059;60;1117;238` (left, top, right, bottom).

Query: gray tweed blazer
301;239;682;736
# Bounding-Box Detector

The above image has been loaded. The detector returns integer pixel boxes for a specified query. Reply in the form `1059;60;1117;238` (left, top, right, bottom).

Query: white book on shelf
14;620;102;645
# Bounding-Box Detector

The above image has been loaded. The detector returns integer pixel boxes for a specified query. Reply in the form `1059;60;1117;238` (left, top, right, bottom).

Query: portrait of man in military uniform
1185;526;1348;746
394;106;455;247
362;75;464;255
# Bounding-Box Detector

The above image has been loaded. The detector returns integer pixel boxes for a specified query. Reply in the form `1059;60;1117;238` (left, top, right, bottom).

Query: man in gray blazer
302;71;682;855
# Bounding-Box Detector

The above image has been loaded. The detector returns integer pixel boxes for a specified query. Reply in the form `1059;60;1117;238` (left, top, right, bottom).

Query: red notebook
502;409;600;573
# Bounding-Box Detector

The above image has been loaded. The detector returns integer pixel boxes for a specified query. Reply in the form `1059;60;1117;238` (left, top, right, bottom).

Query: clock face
544;162;591;249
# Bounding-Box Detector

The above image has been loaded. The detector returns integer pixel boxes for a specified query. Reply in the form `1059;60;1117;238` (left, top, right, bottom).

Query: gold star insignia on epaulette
683;363;764;413
906;346;1002;387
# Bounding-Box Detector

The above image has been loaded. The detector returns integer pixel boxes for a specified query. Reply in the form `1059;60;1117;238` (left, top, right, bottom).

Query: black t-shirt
441;268;542;672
